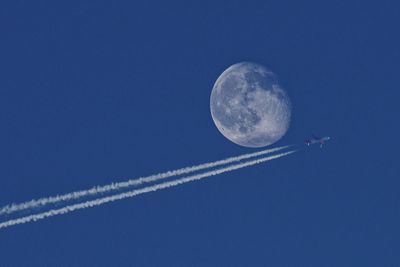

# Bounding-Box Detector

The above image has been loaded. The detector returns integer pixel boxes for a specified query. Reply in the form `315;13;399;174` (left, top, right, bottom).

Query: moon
210;62;291;148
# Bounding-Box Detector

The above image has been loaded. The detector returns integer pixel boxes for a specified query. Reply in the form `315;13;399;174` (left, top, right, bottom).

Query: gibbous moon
210;62;291;148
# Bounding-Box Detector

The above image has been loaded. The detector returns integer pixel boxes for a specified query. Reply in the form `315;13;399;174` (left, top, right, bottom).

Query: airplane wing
319;140;325;148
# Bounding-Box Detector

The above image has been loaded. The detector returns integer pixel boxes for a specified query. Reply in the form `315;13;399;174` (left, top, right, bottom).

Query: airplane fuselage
306;136;330;147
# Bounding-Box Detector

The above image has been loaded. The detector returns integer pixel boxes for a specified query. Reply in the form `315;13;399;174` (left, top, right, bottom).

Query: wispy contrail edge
0;146;290;215
0;150;296;230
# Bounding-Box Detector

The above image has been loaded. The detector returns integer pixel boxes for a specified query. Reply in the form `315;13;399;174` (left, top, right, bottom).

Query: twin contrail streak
0;146;289;215
0;150;296;230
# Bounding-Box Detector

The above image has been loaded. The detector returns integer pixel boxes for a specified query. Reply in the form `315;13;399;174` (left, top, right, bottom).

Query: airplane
305;135;331;148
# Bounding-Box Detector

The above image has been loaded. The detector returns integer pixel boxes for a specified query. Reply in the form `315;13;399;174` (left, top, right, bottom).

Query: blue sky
0;0;399;266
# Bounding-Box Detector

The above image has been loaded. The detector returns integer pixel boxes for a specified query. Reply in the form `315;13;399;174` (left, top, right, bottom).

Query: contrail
0;146;290;215
0;150;295;230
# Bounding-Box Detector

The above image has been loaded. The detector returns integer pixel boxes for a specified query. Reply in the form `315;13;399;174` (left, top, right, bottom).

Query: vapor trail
0;150;295;230
0;146;289;215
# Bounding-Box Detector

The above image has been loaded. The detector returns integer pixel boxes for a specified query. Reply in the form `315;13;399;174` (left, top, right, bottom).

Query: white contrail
0;150;295;230
0;146;290;215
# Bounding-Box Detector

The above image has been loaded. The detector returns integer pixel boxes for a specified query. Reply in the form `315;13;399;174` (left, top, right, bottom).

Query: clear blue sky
0;0;399;266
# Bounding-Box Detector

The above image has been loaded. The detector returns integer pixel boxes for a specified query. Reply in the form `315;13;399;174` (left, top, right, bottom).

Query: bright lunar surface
210;62;291;147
